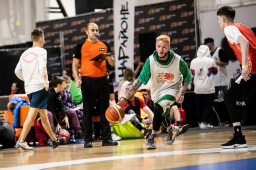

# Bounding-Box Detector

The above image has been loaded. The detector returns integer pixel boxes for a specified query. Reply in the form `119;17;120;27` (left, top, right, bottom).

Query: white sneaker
120;114;136;125
206;124;213;128
18;141;33;150
0;143;2;149
111;132;121;141
199;123;213;129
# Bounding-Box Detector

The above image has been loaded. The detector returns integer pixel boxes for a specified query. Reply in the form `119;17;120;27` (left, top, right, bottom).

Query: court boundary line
1;145;256;170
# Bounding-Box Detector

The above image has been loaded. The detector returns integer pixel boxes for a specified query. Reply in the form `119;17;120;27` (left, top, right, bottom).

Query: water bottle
220;90;224;102
218;90;224;102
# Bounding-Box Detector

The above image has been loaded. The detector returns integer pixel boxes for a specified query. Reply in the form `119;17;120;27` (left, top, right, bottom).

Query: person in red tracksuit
217;6;256;149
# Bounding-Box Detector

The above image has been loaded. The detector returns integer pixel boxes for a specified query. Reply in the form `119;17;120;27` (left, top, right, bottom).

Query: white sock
152;130;158;135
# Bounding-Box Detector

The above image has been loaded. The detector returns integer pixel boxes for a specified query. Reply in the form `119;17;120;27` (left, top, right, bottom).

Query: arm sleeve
137;58;151;85
39;50;49;87
47;93;58;126
218;49;228;63
14;59;24;81
179;58;193;82
139;98;147;109
101;41;111;53
224;26;243;44
72;42;83;61
57;94;67;118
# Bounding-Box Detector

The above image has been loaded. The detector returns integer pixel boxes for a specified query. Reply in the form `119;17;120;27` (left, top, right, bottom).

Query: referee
72;23;117;148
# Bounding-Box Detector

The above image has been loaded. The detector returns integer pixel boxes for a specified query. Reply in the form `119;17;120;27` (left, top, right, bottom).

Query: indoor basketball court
1;0;256;170
1;127;256;170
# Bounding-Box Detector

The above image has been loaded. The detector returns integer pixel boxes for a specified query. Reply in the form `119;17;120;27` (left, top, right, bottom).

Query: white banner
114;0;135;82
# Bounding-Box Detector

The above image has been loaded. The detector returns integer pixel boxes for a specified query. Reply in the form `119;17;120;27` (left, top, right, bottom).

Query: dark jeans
224;74;256;123
195;93;215;124
81;76;111;142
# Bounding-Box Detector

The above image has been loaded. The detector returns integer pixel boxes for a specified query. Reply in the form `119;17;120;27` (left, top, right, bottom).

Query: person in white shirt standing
204;38;229;98
190;45;218;129
15;28;63;150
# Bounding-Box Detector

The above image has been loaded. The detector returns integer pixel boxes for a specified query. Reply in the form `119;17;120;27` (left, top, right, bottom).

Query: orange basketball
106;104;125;124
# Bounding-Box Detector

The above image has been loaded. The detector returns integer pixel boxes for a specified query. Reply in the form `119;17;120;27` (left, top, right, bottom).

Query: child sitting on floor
61;75;83;142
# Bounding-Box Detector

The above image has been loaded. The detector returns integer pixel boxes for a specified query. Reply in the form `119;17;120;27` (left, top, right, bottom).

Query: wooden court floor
0;129;256;170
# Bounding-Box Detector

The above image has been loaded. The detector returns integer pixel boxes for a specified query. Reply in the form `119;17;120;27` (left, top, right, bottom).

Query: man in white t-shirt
217;6;256;149
15;28;63;150
204;38;229;97
190;45;218;129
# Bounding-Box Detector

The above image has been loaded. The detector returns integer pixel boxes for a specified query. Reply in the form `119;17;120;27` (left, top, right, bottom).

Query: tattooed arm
126;79;142;99
176;81;190;103
118;79;142;107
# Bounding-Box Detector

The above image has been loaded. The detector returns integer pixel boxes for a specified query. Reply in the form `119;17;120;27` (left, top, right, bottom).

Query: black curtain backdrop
36;0;196;82
0;47;61;95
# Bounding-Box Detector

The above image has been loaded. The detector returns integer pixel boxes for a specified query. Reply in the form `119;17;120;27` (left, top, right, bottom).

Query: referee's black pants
81;76;111;142
224;74;256;123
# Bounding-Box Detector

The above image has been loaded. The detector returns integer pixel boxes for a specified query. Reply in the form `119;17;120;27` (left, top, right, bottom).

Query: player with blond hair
119;35;192;149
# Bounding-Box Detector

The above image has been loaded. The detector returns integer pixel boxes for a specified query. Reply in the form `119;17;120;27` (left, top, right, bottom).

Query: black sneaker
52;137;64;149
143;129;152;139
220;134;247;149
84;141;93;148
147;134;157;150
166;128;175;145
102;139;118;146
176;124;190;137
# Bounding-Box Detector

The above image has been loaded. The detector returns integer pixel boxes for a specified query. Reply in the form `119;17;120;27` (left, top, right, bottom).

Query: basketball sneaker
143;128;152;139
102;139;118;146
120;113;136;125
147;134;157;149
166;124;190;144
18;141;33;150
111;132;121;141
84;141;93;148
52;137;65;149
220;134;247;149
0;143;3;149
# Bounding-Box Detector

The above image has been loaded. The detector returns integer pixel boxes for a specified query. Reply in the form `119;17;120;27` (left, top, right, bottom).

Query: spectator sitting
61;76;83;134
11;82;24;94
140;89;154;112
47;76;83;143
68;71;83;109
7;97;54;146
118;67;135;99
7;96;30;128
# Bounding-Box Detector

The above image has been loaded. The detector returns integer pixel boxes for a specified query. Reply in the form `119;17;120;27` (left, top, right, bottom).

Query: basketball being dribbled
106;104;125;124
57;129;70;143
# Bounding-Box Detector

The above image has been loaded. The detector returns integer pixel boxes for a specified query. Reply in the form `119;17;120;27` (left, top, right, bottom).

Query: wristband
124;96;128;101
55;123;59;127
242;65;248;68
